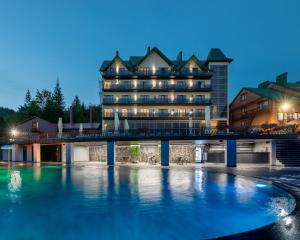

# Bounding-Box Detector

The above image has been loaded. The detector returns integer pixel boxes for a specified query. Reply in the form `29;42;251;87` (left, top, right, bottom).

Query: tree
36;89;52;111
24;89;32;107
52;79;65;120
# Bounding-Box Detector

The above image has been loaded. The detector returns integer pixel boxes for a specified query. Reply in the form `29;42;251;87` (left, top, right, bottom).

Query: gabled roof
244;87;300;103
136;46;173;66
100;53;132;72
177;55;208;71
16;116;55;126
206;48;233;63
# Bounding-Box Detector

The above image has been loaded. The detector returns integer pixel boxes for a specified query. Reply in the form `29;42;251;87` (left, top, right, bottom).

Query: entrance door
195;147;202;163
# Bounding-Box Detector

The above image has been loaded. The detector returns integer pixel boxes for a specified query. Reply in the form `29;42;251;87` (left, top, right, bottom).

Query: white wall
254;142;270;152
73;145;90;162
139;52;170;68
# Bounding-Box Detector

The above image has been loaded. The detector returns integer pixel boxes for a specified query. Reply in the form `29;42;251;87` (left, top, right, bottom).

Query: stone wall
170;145;195;163
89;145;107;162
115;145;159;163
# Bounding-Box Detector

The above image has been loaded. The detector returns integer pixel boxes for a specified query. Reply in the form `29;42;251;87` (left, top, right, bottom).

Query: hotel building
100;47;232;131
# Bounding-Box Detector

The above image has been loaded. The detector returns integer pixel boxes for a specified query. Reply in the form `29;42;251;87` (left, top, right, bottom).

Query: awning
0;145;15;150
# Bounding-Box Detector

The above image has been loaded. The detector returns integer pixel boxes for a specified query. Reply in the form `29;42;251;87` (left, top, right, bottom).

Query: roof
100;46;232;72
244;87;300;103
206;48;233;63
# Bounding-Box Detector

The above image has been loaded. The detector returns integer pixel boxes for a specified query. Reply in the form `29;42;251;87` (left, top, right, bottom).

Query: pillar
33;143;41;163
160;140;169;166
270;140;277;166
225;140;237;167
107;141;115;166
62;143;72;164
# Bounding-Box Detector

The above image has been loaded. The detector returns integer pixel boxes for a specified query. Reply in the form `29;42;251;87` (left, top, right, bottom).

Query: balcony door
140;109;149;117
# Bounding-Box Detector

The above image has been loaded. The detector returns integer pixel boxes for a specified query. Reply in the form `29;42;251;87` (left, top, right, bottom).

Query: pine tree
24;89;32;107
52;79;65;121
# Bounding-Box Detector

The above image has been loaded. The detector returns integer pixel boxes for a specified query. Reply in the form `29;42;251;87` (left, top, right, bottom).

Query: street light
10;129;18;137
280;102;291;112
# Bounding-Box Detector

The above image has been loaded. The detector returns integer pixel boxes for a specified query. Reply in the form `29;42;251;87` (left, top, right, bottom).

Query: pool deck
205;163;300;240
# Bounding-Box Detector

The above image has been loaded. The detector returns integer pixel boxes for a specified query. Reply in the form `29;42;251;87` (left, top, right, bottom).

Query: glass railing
104;111;205;118
104;83;211;91
103;98;211;104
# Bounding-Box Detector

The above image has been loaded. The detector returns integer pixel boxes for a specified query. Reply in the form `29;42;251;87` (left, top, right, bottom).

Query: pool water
0;165;296;240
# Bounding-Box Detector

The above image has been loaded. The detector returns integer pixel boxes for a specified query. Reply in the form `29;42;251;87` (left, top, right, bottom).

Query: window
140;109;149;117
241;121;246;127
257;101;268;110
104;109;113;117
241;107;246;114
158;109;168;116
32;121;39;132
121;109;128;117
176;95;187;103
178;109;186;117
104;81;111;89
240;94;247;102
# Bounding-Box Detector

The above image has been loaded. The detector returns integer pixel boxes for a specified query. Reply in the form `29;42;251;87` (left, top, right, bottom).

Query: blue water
0;165;296;240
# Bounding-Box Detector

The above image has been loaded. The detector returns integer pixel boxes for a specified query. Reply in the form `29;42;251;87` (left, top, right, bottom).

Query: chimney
69;106;73;123
276;72;288;85
177;51;183;62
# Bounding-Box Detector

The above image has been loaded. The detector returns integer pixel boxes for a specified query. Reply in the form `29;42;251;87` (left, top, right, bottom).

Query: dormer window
240;93;247;102
32;121;39;132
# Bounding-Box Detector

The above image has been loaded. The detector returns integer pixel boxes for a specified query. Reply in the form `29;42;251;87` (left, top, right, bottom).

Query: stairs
276;140;300;167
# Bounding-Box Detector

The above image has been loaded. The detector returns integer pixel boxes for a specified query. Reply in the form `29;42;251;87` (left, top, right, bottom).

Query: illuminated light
189;96;193;102
11;129;18;137
152;66;156;74
171;110;174;115
189;110;193;115
170;80;175;85
133;80;137;88
152;80;156;87
171;95;175;101
116;79;119;85
158;81;162;87
280;102;291;112
284;216;292;227
256;183;267;188
116;96;119;102
116;66;119;74
189;80;193;87
115;108;119;112
134;95;137;101
134;108;137;115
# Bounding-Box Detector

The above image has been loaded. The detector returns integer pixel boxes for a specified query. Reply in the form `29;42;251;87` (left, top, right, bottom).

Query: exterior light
116;79;119;85
116;96;119;102
152;66;156;74
115;108;119;112
134;108;137;115
171;95;174;101
189;96;193;102
152;80;156;87
171;110;174;115
133;80;137;88
134;95;137;101
170;80;175;85
158;81;162;87
11;129;18;137
189;80;193;87
280;102;291;112
116;66;119;74
256;183;267;188
189;110;193;115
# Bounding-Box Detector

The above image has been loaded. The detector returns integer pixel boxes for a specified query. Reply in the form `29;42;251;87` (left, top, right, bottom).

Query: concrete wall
73;145;90;162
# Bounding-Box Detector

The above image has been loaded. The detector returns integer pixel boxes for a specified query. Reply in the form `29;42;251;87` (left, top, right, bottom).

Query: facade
230;73;300;128
100;47;232;132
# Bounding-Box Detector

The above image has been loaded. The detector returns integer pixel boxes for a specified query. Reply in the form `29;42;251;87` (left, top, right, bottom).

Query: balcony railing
104;83;211;91
103;97;211;105
104;111;205;119
102;68;212;78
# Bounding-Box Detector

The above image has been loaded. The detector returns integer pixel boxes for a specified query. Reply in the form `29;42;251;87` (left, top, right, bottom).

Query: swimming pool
0;165;296;239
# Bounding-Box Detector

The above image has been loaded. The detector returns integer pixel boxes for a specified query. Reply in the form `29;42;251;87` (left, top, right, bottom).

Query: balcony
103;83;212;92
104;111;205;119
102;68;212;79
103;97;211;105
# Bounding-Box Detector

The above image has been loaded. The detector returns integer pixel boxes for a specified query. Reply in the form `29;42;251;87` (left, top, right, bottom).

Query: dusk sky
0;0;300;110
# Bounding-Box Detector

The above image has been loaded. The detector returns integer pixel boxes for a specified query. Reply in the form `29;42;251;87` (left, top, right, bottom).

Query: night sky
0;0;300;109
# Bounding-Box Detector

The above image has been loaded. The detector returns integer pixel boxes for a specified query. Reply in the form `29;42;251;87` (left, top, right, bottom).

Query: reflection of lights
284;216;292;227
8;171;22;192
256;183;267;188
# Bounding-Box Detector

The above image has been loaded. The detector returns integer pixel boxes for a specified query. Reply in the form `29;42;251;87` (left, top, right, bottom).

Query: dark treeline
0;80;101;136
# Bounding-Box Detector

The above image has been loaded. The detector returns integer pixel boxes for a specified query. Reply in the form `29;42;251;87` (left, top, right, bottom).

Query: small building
230;73;300;128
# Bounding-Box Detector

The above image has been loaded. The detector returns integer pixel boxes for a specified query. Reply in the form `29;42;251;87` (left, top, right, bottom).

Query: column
225;140;237;167
160;140;169;166
107;141;115;166
270;140;277;166
62;143;72;164
33;143;41;163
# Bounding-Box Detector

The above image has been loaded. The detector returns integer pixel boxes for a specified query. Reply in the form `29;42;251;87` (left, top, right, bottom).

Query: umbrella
124;119;130;133
205;106;211;128
58;117;63;138
79;123;83;135
189;117;193;134
114;112;120;133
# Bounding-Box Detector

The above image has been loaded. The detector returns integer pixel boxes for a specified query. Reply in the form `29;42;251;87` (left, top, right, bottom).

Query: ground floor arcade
1;139;279;167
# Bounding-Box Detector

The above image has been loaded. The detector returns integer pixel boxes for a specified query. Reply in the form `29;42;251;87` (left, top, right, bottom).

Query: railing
104;83;211;91
102;68;212;78
3;124;297;145
104;112;205;118
231;108;270;121
103;98;211;105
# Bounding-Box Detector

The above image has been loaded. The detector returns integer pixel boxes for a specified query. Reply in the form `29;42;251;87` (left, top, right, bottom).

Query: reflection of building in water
8;170;22;192
194;168;205;192
137;168;162;202
169;169;193;201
